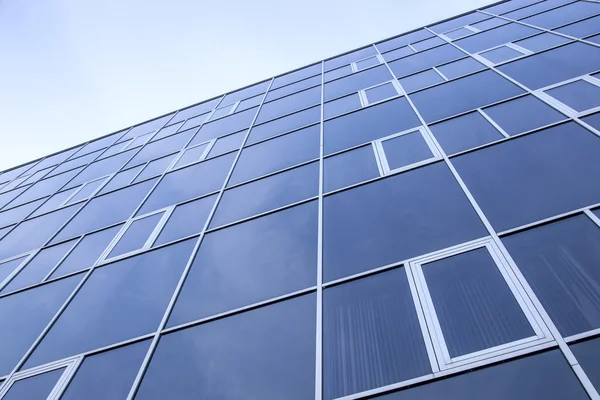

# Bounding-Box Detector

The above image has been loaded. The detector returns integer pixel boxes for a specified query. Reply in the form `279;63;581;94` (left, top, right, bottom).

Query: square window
105;211;166;260
545;79;600;113
362;81;400;105
479;45;527;65
375;127;441;174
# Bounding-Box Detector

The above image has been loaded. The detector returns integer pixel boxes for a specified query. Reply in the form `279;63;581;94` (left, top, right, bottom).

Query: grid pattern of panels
1;1;600;399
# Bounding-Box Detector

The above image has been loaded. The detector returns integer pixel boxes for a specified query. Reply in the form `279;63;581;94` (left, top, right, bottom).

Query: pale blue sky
0;0;495;171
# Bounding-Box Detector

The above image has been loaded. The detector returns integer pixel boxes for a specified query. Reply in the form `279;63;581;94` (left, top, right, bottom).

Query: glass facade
0;0;600;398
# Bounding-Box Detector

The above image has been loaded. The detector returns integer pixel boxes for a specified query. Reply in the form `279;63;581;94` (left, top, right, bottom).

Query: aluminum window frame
62;175;111;206
535;74;600;118
358;79;403;107
440;24;481;41
207;100;241;122
473;42;533;66
350;54;384;73
168;139;215;172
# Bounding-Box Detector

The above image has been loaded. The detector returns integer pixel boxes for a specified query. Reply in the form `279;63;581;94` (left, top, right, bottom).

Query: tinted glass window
324;65;392;101
436;57;486;80
171;99;220;125
571;336;600;391
257;87;321;123
272;63;321;89
546;79;600;112
388;44;465;78
4;368;65;400
412;36;445;51
515;32;572;52
522;1;600;29
455;23;540;53
68;150;134;188
430;111;503;154
480;45;524;64
582;111;600;131
364;82;398;103
108;213;163;258
247;106;320;144
557;14;600;37
154;194;217;246
324;64;353;82
381;45;414;62
223;80;269;104
151;121;184;142
266;75;321;102
11;167;83;206
381;130;434;170
325;46;376;71
324;93;362;119
377;29;433;53
121;114;173;141
132;154;177;183
0;198;44;229
429;11;489;34
125;130;194;169
208;130;245;157
193;107;258;143
98;166;143;195
324;146;380;192
399;69;444;92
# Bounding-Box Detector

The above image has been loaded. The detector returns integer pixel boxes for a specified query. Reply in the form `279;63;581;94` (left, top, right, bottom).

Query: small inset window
477;43;531;65
208;101;239;121
64;176;109;205
351;55;382;72
123;132;152;150
359;81;402;106
542;77;600;115
442;25;480;40
374;127;441;175
170;141;214;171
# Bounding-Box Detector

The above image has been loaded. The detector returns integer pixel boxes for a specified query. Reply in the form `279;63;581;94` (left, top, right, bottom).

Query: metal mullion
225;157;320;190
505;41;533;55
42;236;85;283
145;207;174;249
424;25;600;399
431;66;448;81
371;141;386;176
565;327;600;343
0;252;36;292
124;78;276;400
584;208;600;228
477;108;511;138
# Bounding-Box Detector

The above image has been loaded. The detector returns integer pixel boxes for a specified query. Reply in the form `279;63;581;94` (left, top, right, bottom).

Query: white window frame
98;208;172;264
62;175;110;206
208;101;240;122
358;80;403;107
168;139;215;172
535;74;600;118
440;25;481;41
0;356;82;400
373;126;442;175
350;54;384;73
407;238;552;371
473;42;533;67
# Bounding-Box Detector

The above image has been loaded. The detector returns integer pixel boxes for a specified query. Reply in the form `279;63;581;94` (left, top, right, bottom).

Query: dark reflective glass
2;240;76;294
4;368;65;400
382;131;433;170
324;65;392;101
169;202;317;326
324;97;420;154
324;145;379;192
324;268;431;399
266;75;321;102
137;153;234;215
170;99;220;125
399;69;444;92
98;165;143;195
257;87;320;123
571;336;600;391
382;46;415;62
429;12;489;34
412;36;444;51
61;340;151;400
208;130;245;157
503;215;600;337
0;274;81;376
582;111;600;130
50;225;122;279
0;256;28;285
108;213;163;258
193;107;258;143
453;122;600;231
515;32;572;52
11;167;83;207
481;45;524;64
24;239;195;369
436;57;486;80
211;162;318;228
154;195;216;246
138;294;316;400
53;179;156;242
455;23;540;53
120;114;174;141
430;111;503;154
324;93;362;119
388;44;465;78
499;42;600;90
0;205;81;261
132;154;177;183
411;70;524;123
0;198;44;229
151;121;184;142
522;1;600;29
272;63;321;89
377;29;433;53
230;124;319;185
67;150;134;188
377;349;587;400
483;95;566;135
324;65;353;82
325;46;376;71
223;80;270;104
324;162;486;281
364;82;398;103
547;79;600;112
248;106;320;144
557;14;600;37
125;130;194;169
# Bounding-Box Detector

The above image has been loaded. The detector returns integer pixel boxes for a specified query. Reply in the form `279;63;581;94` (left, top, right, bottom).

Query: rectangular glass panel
107;212;163;258
480;45;524;64
173;143;209;170
381;130;434;170
132;154;178;183
355;55;380;70
324;93;362;119
154;194;217;246
546;79;600;112
4;367;65;400
436;57;486;80
430;111;503;155
399;69;444;92
324;146;380;193
66;177;107;204
364;82;398;103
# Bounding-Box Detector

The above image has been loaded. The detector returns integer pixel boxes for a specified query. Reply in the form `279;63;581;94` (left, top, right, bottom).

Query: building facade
1;0;600;398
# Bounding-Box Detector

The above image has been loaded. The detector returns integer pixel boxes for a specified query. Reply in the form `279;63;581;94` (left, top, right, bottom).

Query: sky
0;0;497;171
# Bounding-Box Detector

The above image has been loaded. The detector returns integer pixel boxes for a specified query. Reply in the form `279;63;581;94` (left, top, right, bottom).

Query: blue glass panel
170;99;220;125
230;124;319;185
120;114;174;141
138;294;316;400
0;198;44;228
514;32;572;52
125;130;194;169
0;274;81;376
272;63;321;89
266;75;321;102
430;111;504;154
324;65;392;101
355;56;379;70
453;122;600;231
382;131;434;170
10;167;83;207
436;57;486;80
211;162;318;228
50;225;122;279
257;87;321;123
208;130;245;157
483;95;566;135
67;150;135;188
546;79;600;112
571;336;600;391
137;153;234;215
503;215;600;337
324;65;352;82
377;29;433;53
0;187;27;209
364;82;398;103
325;46;377;71
324;97;420;155
480;45;524;64
388;44;465;78
557;14;600;37
247;106;320;144
324;269;432;399
151;121;184;142
66;178;107;204
98;166;143;195
498;42;600;90
382;46;414;62
0;205;81;261
582;111;600;130
399;69;444;92
455;23;540;53
223;80;269;104
132;154;177;183
503;0;573;20
193;107;258;143
169;202;317;326
108;213;163;258
53;179;156;242
412;70;523;123
324;146;380;193
0;225;12;240
24;239;195;369
61;340;151;400
2;240;76;294
485;0;546;16
178;113;208;132
323;162;486;281
429;12;489;34
0;256;28;285
412;36;444;51
377;349;587;400
445;27;476;40
154;194;217;246
522;1;600;29
324;93;362;119
48;152;99;177
4;368;65;400
588;33;600;44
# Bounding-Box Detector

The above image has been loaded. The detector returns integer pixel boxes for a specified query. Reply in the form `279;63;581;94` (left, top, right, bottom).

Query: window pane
11;167;83;207
455;23;540;53
211;162;318;228
430;111;504;155
483;95;566;135
382;130;434;170
324;64;353;82
515;32;572;52
108;213;163;258
125;130;194;169
480;45;524;64
272;63;321;89
67;150;135;189
138;294;316;400
67;178;107;204
399;69;444;92
154;194;217;246
169;202;317;326
557;14;600;38
324;93;362;119
24;239;196;369
571;336;600;391
355;55;380;70
173;144;209;170
0;187;28;209
208;130;245;157
522;1;600;29
324;163;486;281
324;146;380;192
429;12;488;34
546;79;600;112
324;269;431;399
503;215;600;337
257;86;321;123
193;107;258;143
445;26;475;40
236;94;263;112
138;153;234;215
120;114;173;141
98;166;143;195
151;121;184;142
388;44;464;78
247;106;320;144
364;82;398;103
411;70;524;123
0;198;44;228
452;122;600;231
61;340;151;400
0;255;28;284
178;113;208;132
230;124;319;185
4;368;65;400
209;103;235;121
325;65;393;101
170;99;220;125
382;45;415;62
326;46;376;71
582;111;600;131
377;29;433;53
324;97;420;155
266;75;321;102
0;274;81;376
223;80;269;104
412;36;445;51
423;247;534;357
132;154;177;183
